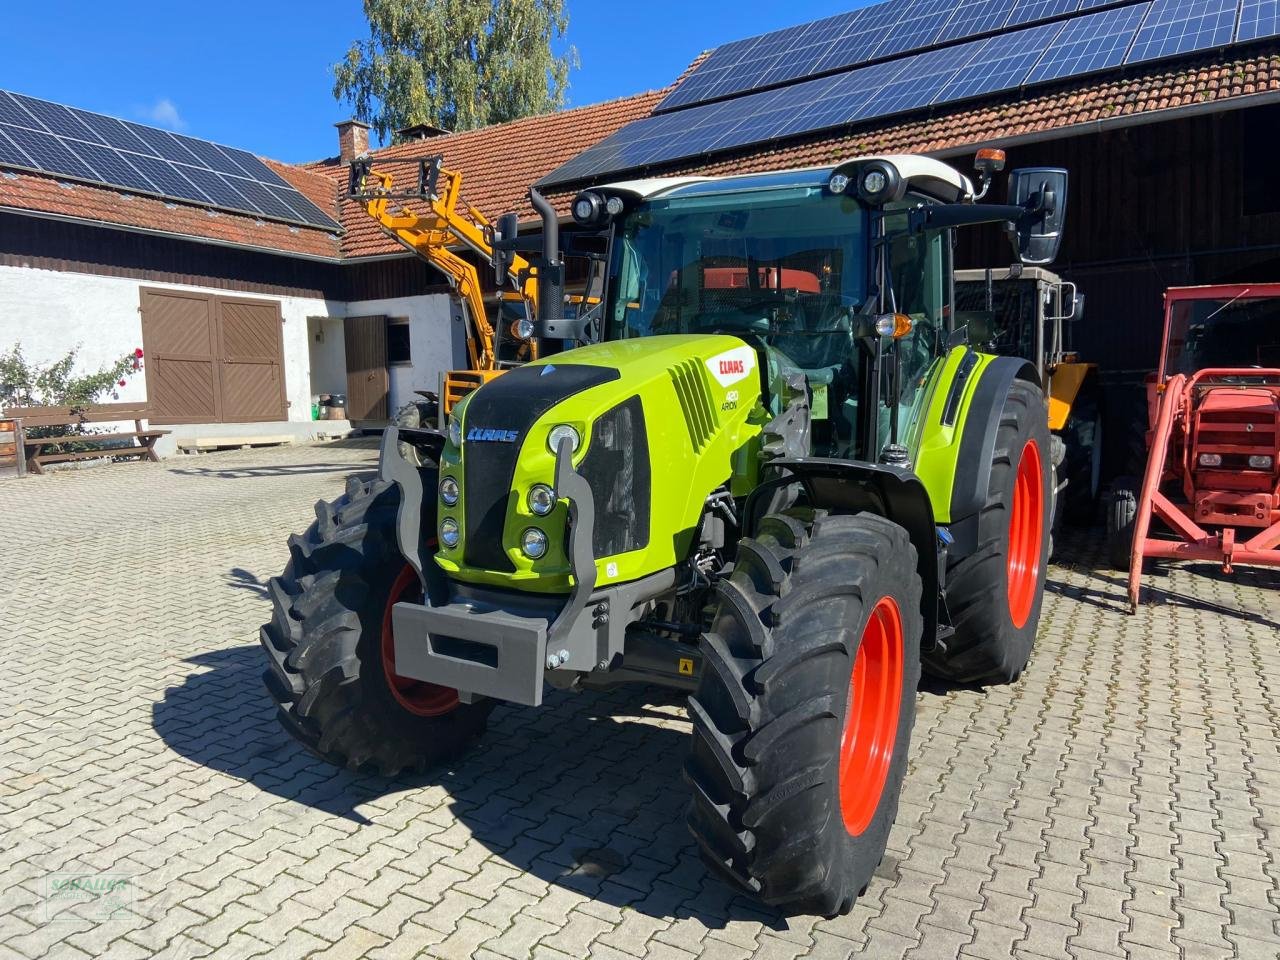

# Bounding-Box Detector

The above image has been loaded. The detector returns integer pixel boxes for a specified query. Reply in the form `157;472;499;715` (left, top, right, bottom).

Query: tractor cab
568;160;965;463
1110;283;1280;607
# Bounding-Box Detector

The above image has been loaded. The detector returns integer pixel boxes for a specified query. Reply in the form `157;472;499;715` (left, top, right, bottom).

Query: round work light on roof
572;192;604;225
855;160;904;206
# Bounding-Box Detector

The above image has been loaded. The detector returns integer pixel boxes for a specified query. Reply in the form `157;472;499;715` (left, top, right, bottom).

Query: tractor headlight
606;195;625;216
528;483;555;516
547;424;581;456
439;476;459;506
520;527;548;559
1248;454;1273;469
440;517;459;548
862;170;888;195
448;414;462;448
1198;453;1223;468
828;173;850;194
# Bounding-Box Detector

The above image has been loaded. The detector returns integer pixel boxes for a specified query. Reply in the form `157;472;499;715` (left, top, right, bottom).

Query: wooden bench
2;403;170;475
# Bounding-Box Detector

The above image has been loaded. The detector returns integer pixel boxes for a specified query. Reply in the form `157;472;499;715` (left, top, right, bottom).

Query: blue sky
0;1;867;163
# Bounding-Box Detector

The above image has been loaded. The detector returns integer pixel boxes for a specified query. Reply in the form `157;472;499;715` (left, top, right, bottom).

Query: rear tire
260;475;492;776
1106;477;1139;571
686;509;923;917
926;379;1052;685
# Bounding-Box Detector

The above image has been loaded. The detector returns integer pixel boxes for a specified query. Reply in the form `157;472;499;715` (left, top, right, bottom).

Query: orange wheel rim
838;596;904;836
1006;439;1044;630
380;563;460;717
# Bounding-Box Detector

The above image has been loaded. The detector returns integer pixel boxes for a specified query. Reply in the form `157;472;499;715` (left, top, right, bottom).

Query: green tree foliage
333;0;577;143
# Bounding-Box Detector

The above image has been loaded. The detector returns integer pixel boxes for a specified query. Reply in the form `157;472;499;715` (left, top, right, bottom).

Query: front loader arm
351;162;541;372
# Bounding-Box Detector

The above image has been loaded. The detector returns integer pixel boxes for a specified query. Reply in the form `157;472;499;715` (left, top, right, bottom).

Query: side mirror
492;211;519;284
1007;167;1067;266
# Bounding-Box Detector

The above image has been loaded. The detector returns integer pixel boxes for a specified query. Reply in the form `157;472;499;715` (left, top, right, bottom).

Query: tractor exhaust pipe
530;187;564;323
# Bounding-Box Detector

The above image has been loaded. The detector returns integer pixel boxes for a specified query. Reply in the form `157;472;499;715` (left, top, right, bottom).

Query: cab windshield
605;184;866;356
1165;295;1280;377
604;183;949;457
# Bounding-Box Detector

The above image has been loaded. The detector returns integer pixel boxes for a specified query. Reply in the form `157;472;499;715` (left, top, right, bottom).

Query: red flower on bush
135;348;144;358
118;379;127;387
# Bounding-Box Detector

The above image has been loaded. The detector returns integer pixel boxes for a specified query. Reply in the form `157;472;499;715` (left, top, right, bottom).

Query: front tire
686;510;923;917
260;475;492;776
926;378;1052;685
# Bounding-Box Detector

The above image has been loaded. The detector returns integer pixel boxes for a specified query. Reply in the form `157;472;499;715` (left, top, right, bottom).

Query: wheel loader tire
1061;388;1103;525
260;475;492;776
393;399;439;467
1106;476;1139;571
686;509;923;917
925;379;1052;686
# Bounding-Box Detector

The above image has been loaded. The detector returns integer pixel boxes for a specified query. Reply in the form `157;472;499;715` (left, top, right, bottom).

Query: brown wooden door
141;289;221;425
344;315;388;421
216;298;287;422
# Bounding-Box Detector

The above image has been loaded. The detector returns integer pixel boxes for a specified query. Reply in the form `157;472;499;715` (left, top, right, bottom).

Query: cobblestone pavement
2;439;1278;960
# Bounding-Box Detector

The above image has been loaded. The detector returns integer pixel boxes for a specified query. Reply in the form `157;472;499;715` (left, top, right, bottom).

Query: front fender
748;458;940;651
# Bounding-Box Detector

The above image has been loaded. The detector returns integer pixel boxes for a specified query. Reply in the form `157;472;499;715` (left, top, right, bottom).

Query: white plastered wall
0;262;463;456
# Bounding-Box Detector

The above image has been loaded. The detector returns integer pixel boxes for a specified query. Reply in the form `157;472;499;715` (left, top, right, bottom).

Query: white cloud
139;98;186;131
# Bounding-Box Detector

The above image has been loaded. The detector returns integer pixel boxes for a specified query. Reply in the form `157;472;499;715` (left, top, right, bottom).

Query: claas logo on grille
465;427;520;443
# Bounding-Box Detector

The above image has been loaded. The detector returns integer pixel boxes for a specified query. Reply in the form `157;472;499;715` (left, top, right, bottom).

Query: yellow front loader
348;156;543;415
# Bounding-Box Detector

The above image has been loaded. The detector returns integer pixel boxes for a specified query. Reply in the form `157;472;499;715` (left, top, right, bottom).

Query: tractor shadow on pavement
151;649;793;928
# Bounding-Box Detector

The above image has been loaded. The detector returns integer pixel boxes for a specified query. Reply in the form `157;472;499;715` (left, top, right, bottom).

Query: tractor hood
435;334;767;593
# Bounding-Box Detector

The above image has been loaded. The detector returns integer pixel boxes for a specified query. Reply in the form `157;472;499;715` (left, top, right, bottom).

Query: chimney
335;119;370;164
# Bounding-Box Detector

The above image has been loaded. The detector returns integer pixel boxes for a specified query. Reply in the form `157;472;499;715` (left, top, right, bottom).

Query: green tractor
261;151;1066;915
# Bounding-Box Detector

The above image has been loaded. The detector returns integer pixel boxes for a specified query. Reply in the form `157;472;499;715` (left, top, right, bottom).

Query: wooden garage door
217;298;288;423
140;289;220;424
141;288;287;425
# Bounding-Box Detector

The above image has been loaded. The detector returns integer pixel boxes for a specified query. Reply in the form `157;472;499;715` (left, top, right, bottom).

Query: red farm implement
1114;284;1280;611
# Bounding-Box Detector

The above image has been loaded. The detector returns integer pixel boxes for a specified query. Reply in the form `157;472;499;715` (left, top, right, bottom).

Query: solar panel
124;153;211;205
1024;2;1150;83
0;91;44;130
1005;0;1080;29
934;19;1067;103
0;88;340;230
935;0;1017;42
1237;0;1280;40
858;39;988;117
61;140;160;194
71;110;154;153
1126;0;1236;62
11;94;104;144
0;128;34;168
873;0;962;59
0;124;101;182
812;0;914;74
171;133;249;177
173;164;253;210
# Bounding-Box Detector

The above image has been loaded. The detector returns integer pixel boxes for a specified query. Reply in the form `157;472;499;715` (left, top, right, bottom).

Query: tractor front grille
460;363;619;572
579;396;650;559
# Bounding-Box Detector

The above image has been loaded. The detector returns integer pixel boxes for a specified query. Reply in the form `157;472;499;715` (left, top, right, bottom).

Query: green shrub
1;344;142;443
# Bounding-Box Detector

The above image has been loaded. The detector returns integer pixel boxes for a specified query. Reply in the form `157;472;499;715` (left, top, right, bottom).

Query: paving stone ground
2;439;1278;960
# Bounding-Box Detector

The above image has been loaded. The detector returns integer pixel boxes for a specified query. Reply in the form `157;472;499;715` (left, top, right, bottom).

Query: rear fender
949;356;1041;529
747;458;939;651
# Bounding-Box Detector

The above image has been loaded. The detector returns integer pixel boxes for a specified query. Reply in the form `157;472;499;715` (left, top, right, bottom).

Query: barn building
3;0;1280;474
535;0;1280;473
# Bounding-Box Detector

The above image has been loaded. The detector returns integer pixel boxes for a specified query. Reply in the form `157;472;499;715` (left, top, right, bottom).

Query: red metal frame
1128;283;1280;609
